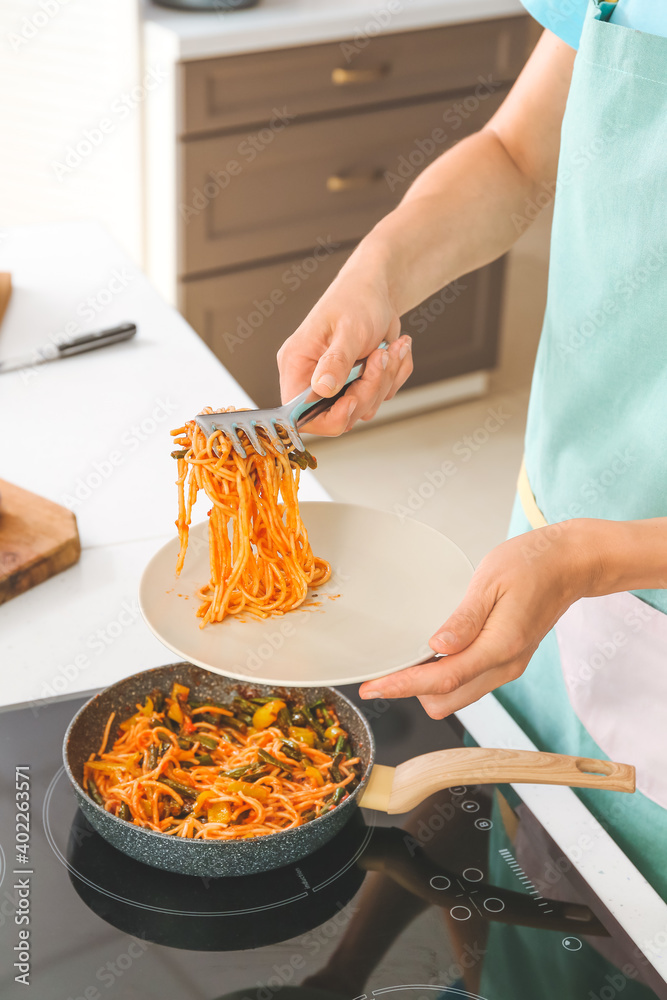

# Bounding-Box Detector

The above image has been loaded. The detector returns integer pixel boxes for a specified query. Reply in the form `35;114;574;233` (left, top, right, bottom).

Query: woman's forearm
339;30;575;317
578;518;667;598
355;129;542;316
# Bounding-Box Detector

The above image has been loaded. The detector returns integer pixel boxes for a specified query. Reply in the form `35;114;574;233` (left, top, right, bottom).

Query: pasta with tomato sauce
83;684;361;839
171;408;331;627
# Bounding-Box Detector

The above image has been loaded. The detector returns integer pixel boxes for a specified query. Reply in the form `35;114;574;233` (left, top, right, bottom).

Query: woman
277;0;667;897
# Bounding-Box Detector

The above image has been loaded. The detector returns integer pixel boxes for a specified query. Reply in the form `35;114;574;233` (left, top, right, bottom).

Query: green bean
150;688;165;713
181;731;217;750
280;740;303;762
257;748;293;773
301;809;316;823
145;744;158;771
195;753;214;766
334;734;346;754
250;695;282;704
330;787;345;805
302;705;325;742
118;802;130;822
171;449;188;459
87;777;104;807
159;776;196;799
222;715;247;732
330;752;344;784
276;706;291;734
177;738;191;750
288;449;317;471
233;695;256;715
222;765;251;779
158;740;171;757
242;767;269;782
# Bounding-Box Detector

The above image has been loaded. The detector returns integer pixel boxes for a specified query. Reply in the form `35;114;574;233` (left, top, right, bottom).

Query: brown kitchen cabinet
146;15;533;408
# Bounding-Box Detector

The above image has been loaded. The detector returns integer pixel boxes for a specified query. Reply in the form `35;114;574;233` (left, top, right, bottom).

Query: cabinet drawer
181;246;354;407
180;87;506;277
181;17;529;136
181;249;505;408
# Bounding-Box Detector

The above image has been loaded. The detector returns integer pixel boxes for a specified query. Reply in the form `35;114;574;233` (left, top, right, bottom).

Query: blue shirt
521;0;667;48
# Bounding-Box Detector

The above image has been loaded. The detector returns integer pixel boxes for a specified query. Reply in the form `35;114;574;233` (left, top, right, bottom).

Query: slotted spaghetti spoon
195;341;388;458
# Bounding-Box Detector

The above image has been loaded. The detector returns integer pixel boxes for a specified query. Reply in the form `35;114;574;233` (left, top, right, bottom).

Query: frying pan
63;663;635;877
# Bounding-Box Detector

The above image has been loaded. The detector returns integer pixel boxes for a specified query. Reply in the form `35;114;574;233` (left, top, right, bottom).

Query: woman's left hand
359;520;603;718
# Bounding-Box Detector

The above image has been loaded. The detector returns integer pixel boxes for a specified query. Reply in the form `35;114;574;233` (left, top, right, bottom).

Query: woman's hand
359;520;603;718
277;263;413;436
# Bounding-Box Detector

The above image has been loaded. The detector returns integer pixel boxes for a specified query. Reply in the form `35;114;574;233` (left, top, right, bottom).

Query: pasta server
195;340;389;458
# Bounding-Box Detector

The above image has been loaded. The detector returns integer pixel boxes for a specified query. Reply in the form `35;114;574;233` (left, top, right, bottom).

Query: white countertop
0;221;327;709
142;0;525;61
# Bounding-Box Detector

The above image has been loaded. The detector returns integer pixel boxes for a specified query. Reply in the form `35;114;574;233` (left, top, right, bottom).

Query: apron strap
517;457;548;529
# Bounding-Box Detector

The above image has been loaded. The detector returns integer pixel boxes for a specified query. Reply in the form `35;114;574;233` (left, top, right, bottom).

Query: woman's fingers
417;660;526;719
299;335;413;435
358;626;509;702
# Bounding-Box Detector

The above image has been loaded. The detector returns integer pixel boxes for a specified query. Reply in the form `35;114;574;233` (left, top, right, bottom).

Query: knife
0;321;137;374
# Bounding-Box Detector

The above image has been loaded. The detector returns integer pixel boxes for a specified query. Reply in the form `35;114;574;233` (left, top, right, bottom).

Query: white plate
139;501;473;687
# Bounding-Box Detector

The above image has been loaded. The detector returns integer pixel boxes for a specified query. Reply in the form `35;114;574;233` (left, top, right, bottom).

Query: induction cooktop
1;686;665;1000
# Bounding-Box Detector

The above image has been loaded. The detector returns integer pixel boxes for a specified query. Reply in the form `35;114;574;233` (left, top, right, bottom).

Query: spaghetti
83;684;361;839
171;407;331;626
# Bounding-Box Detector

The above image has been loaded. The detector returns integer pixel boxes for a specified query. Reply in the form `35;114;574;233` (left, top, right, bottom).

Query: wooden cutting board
0;479;81;605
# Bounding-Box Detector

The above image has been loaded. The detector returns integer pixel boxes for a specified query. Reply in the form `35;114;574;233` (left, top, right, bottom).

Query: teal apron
480;4;667;995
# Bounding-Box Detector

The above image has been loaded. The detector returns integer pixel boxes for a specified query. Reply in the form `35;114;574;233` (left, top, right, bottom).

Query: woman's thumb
311;335;361;397
429;592;493;655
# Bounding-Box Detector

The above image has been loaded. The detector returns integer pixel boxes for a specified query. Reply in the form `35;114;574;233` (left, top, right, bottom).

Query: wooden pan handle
389;747;635;813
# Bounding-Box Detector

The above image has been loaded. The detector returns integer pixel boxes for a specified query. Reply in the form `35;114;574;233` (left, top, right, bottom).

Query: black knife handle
57;322;137;357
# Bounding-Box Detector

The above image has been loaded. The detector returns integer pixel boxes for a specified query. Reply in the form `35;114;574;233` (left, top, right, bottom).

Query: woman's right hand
277;262;413;436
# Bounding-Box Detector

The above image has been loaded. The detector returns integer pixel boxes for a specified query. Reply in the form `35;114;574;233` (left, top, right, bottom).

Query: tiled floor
312;209;552;568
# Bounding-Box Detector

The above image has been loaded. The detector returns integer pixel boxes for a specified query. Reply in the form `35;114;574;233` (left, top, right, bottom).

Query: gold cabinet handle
326;170;384;193
331;66;389;85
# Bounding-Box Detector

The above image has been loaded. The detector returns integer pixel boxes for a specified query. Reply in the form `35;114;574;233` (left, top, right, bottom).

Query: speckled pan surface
63;663;375;877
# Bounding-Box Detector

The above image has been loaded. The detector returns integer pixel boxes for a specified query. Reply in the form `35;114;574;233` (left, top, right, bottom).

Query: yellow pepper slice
324;724;347;742
252;699;287;730
224;779;268;802
207;802;232;824
304;765;324;787
289;726;315;747
167;701;183;725
171;682;190;700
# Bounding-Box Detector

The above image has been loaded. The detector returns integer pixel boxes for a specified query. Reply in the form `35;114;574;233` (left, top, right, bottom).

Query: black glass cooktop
1;688;665;1000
